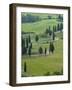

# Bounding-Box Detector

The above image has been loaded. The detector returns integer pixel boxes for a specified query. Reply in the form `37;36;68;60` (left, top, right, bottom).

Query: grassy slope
22;19;62;34
21;13;63;76
22;40;63;76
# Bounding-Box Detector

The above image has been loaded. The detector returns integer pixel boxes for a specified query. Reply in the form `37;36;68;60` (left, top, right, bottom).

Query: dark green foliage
52;31;55;40
39;47;43;54
26;38;29;48
53;71;63;75
30;42;32;49
35;35;39;42
57;23;60;31
45;48;47;55
45;26;52;36
28;35;31;43
22;47;27;55
28;46;32;56
58;14;63;21
60;23;63;31
44;72;51;76
45;28;49;34
53;71;60;75
22;37;25;47
48;15;52;19
57;23;63;31
24;62;27;72
22;37;27;55
44;69;63;76
48;26;52;36
52;69;63;75
53;25;57;32
49;42;55;53
22;14;41;23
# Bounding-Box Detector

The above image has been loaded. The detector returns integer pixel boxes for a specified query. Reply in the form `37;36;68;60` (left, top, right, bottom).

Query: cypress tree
35;35;39;42
28;35;31;43
28;46;31;56
53;31;55;40
49;42;55;54
26;38;28;48
24;62;27;72
39;47;43;54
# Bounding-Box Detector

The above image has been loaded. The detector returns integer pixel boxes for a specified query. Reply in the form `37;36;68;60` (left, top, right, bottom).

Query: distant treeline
22;31;35;34
21;13;63;23
21;14;41;23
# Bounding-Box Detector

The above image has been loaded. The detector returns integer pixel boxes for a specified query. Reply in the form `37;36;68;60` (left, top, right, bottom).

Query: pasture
21;13;63;77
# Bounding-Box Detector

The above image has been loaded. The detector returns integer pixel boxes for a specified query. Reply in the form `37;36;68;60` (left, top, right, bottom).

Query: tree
22;47;27;55
52;31;55;40
57;23;60;31
35;35;39;42
45;48;47;55
58;14;63;21
24;62;27;72
49;42;55;54
22;37;25;48
28;46;32;56
30;42;32;49
26;38;29;48
22;38;27;55
57;23;63;31
60;23;63;31
45;26;52;36
28;35;31;43
48;15;52;19
48;26;52;36
53;25;57;32
39;47;43;54
21;14;41;23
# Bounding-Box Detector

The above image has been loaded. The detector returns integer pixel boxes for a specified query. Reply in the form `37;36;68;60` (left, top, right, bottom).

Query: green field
21;13;63;77
22;40;63;76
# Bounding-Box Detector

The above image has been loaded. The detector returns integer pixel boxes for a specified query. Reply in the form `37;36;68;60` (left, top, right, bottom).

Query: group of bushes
39;42;55;55
45;23;63;36
22;34;32;56
44;69;63;76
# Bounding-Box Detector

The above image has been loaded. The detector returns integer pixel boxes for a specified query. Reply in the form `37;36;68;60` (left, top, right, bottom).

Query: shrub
53;70;63;75
35;35;39;42
39;47;43;54
44;72;51;76
22;47;27;55
53;71;61;75
49;42;55;54
21;74;28;77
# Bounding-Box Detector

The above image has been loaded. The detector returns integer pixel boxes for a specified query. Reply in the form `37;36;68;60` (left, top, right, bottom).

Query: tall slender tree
24;62;27;72
26;38;28;48
52;31;55;40
35;35;39;42
49;42;55;54
28;35;31;43
53;25;57;32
